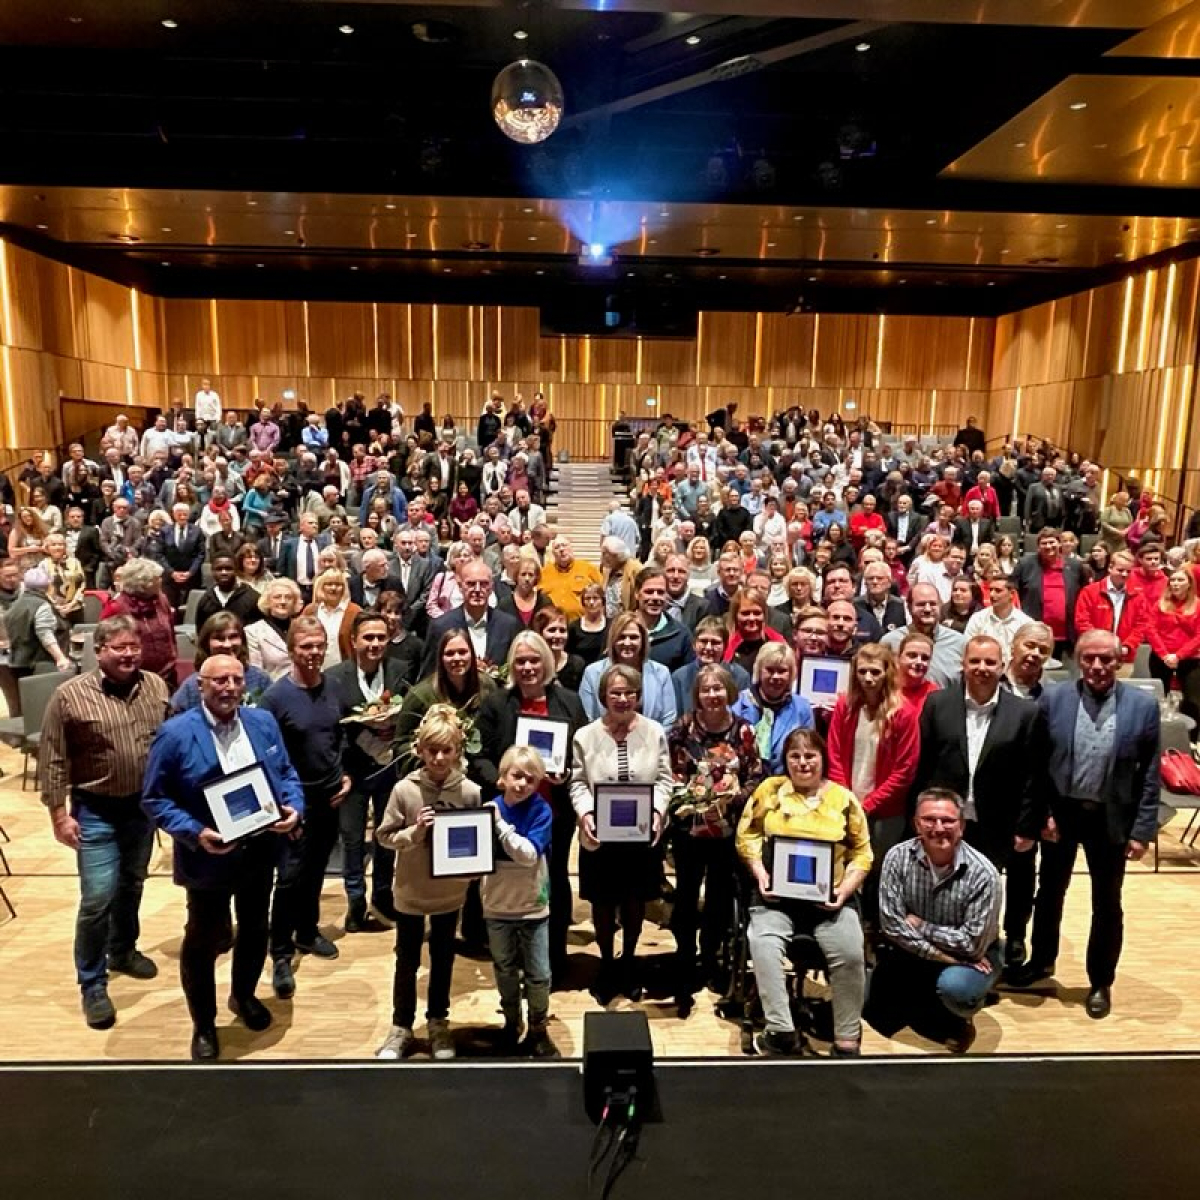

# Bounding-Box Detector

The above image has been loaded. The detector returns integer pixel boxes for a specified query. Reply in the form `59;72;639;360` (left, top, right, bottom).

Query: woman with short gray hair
100;558;177;687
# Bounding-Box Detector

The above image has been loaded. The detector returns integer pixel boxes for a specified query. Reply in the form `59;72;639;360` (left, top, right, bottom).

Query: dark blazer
952;517;996;552
393;556;433;628
72;525;103;586
886;510;928;557
194;582;261;631
670;592;709;633
141;705;306;889
276;534;329;584
383;634;425;690
325;657;412;784
423;452;459;495
496;589;552;622
1039;681;1160;845
913;683;1049;864
1024;483;1066;534
420;607;521;679
472;682;588;807
157;524;206;579
703;583;736;619
1011;553;1086;640
854;595;908;643
258;531;290;574
348;573;403;609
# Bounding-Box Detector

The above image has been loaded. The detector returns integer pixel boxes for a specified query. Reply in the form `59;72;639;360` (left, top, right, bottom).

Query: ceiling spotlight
987;281;997;287
686;35;701;46
339;24;354;35
247;199;258;206
492;58;564;145
1014;141;1028;149
161;261;170;267
536;269;545;275
1055;222;1068;229
284;229;295;235
695;247;719;257
513;29;529;41
350;265;359;271
161;18;178;30
464;240;491;251
528;235;538;242
766;241;776;248
718;274;727;280
793;215;805;221
443;267;452;273
855;41;871;52
68;15;83;24
161;226;172;232
385;202;397;210
35;223;48;230
256;263;265;268
808;276;817;282
1069;101;1088;111
659;209;670;217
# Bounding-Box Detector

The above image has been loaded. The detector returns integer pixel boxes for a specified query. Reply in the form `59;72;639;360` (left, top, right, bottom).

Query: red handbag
1161;749;1200;794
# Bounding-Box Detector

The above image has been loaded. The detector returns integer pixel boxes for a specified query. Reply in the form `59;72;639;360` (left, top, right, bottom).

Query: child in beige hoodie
375;705;482;1061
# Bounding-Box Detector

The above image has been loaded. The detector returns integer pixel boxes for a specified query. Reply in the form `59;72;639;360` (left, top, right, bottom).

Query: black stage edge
4;1055;1199;1199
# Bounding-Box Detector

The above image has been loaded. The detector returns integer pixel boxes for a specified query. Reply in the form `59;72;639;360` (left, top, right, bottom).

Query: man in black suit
703;552;745;619
854;560;907;643
64;505;102;588
885;493;928;563
423;439;459;496
1024;466;1065;534
709;485;752;551
953;416;986;457
277;512;326;603
421;558;519;677
326;610;410;928
912;634;1048;970
1011;527;1086;655
157;502;206;614
951;499;995;560
194;554;261;630
257;511;291;573
348;549;402;610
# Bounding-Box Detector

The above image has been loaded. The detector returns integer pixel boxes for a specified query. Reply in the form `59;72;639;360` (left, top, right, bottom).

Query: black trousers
392;911;458;1028
548;802;577;971
1029;802;1128;988
670;832;734;985
180;852;275;1030
964;819;1037;942
270;787;341;959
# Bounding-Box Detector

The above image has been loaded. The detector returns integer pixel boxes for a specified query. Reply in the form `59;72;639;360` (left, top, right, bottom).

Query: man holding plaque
142;654;305;1061
41;615;169;1031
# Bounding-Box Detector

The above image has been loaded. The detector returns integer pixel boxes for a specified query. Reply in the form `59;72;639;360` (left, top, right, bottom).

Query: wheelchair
715;868;836;1056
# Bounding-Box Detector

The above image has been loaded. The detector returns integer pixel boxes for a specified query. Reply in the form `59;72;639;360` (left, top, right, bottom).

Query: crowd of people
12;387;1181;1062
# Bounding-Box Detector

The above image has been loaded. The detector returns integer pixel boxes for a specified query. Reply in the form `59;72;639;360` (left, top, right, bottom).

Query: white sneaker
428;1018;456;1061
376;1025;414;1060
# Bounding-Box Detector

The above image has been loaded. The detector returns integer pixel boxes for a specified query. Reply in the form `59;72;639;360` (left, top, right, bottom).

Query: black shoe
345;901;369;933
1003;938;1027;969
1085;986;1112;1020
272;958;296;1000
371;896;398;924
945;1021;977;1054
830;1041;862;1058
753;1030;799;1057
591;961;619;1006
108;949;158;980
296;933;339;960
82;985;116;1030
619;956;643;1002
1007;960;1055;989
498;1019;525;1056
228;994;273;1032
676;994;694;1019
191;1027;220;1062
526;1024;560;1059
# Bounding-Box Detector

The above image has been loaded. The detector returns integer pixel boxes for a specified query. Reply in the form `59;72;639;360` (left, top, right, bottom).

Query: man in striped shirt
39;615;170;1031
864;787;1001;1053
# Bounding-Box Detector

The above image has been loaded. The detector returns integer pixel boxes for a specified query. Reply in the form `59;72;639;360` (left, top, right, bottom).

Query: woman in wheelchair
667;664;764;1018
735;727;872;1057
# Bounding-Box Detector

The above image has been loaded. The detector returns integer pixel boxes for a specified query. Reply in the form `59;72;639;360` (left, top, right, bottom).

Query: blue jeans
936;947;1002;1019
74;798;154;992
486;917;551;1025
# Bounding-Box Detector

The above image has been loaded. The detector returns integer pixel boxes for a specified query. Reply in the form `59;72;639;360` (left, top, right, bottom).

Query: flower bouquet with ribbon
669;744;743;838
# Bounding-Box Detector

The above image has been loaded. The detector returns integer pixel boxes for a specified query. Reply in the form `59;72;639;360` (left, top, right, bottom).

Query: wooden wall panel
697;312;755;387
162;299;213;377
499;306;539;385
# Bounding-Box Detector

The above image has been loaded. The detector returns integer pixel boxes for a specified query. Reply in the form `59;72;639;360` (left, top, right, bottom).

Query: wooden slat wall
987;258;1200;509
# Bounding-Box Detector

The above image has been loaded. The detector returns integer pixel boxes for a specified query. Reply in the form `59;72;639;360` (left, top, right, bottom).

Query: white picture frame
593;784;654;844
767;836;835;903
514;715;571;776
203;762;282;844
797;655;852;707
430;809;496;879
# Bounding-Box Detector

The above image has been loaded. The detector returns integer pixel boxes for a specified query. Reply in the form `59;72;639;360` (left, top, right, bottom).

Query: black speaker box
582;1011;654;1125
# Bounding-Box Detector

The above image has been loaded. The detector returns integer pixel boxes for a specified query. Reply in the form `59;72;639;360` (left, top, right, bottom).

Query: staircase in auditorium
549;462;626;565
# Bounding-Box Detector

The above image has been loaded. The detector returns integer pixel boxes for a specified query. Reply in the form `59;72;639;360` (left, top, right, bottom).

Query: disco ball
491;59;564;145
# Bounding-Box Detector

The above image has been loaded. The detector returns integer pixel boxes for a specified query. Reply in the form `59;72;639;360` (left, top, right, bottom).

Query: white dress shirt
202;703;256;773
963;691;999;821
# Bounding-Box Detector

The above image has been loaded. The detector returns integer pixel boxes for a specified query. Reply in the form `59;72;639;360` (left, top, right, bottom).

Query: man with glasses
1008;630;1160;1019
865;788;1002;1053
421;558;519;678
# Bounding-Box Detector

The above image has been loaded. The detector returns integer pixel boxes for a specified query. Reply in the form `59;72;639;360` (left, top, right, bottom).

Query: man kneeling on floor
864;787;1001;1053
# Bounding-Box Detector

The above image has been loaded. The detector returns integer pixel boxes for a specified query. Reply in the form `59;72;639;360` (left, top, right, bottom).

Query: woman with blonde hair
497;548;550;626
424;541;471;621
686;536;716;595
8;505;49;564
1099;490;1133;554
302;569;361;668
579;611;676;726
246;577;305;681
826;643;920;843
43;531;87;624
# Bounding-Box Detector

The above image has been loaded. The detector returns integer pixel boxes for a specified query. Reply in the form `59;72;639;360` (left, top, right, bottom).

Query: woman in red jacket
100;556;179;689
1145;568;1200;728
827;643;920;829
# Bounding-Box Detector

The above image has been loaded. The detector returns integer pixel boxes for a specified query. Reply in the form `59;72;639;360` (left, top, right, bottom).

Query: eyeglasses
917;816;960;828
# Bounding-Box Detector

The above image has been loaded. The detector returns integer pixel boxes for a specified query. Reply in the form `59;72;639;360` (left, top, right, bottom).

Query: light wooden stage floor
3;742;1199;1063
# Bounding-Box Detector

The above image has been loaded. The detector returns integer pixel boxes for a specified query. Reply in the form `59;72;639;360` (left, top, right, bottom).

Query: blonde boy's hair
498;744;548;784
414;703;465;753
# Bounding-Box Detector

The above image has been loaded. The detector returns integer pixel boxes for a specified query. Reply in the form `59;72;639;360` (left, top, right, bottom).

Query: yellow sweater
540;560;603;622
735;777;873;885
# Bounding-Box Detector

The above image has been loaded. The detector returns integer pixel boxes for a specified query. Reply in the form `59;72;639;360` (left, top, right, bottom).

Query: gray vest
5;590;57;669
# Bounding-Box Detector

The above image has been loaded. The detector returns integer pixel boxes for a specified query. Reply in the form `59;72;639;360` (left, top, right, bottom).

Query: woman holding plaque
570;664;674;1005
475;631;587;980
736;727;872;1057
667;664;763;1017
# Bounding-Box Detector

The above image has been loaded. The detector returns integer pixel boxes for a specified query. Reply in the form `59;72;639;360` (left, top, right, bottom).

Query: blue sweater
483;793;554;919
260;675;345;797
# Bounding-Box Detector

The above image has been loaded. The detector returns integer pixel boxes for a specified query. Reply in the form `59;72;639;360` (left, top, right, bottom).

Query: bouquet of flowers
669;744;742;838
478;659;510;687
340;689;406;726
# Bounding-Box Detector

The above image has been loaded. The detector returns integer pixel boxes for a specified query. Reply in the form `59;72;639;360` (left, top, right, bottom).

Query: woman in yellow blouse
736;727;872;1057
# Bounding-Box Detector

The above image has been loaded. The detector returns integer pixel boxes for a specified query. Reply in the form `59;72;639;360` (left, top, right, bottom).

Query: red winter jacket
1143;600;1200;662
826;696;920;819
1073;581;1144;662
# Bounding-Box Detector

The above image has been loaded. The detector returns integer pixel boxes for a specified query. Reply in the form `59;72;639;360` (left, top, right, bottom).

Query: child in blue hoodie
484;745;555;1057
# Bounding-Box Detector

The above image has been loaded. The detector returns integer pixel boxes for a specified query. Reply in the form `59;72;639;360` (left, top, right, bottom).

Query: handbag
1160;748;1200;794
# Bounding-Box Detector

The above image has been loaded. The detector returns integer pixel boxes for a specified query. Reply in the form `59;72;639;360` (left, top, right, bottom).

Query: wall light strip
811;314;820;387
372;302;380;381
1158;262;1178;370
753;311;764;388
1136;269;1156;372
1174;363;1194;463
432;305;440;381
130;288;142;371
962;316;973;390
209;297;221;374
303;301;312;378
1011;385;1023;443
928;388;938;437
0;241;18;447
1116;276;1134;374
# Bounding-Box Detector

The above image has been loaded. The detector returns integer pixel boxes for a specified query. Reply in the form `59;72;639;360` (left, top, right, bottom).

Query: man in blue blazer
142;654;305;1062
1009;629;1160;1019
420;558;520;678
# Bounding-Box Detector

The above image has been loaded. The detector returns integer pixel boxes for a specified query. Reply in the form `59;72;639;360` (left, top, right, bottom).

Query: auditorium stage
4;1055;1196;1199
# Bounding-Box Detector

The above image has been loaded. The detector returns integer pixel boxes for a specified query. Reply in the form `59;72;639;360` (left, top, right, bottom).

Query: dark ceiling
2;0;1200;320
